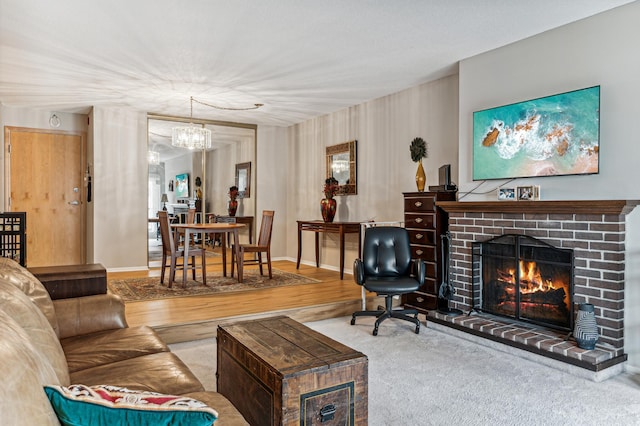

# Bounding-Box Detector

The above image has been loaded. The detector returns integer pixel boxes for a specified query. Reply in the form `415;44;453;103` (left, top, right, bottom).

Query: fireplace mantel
437;200;639;215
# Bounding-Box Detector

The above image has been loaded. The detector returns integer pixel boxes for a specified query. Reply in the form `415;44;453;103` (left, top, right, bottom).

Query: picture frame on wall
497;187;515;200
517;186;535;201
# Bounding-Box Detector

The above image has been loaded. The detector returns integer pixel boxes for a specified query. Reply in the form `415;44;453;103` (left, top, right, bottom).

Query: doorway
4;126;87;267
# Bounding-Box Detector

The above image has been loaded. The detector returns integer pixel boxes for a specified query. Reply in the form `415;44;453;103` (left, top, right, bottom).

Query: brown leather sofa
0;258;247;425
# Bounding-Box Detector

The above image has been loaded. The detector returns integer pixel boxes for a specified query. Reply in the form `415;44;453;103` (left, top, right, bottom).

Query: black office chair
351;226;424;335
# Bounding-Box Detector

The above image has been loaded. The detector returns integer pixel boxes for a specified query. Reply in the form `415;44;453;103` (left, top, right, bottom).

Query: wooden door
4;127;86;267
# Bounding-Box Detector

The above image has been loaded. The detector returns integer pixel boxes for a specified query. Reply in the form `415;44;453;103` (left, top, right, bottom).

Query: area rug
108;269;320;302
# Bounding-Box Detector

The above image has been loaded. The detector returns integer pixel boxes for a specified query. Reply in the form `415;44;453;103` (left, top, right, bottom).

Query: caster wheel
415;324;420;334
350;318;356;325
373;327;378;336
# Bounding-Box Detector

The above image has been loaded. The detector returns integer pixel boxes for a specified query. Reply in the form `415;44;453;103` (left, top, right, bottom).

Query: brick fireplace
432;200;638;376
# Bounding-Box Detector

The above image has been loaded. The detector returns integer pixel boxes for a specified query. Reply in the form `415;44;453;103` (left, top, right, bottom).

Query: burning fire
498;260;566;294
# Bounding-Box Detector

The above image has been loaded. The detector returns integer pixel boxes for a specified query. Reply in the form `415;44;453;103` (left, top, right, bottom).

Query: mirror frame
235;162;251;198
326;140;357;195
147;114;257;265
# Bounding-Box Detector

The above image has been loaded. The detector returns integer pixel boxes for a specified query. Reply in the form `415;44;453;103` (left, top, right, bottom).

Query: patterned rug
108;268;321;302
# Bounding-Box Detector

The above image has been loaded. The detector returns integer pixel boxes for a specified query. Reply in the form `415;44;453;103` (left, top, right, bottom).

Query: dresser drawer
408;229;436;246
404;213;435;229
419;277;438;295
403;291;437;311
411;246;436;263
404;196;436;213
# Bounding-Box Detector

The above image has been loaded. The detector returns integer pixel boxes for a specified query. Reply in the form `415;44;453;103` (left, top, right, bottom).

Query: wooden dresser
402;191;456;312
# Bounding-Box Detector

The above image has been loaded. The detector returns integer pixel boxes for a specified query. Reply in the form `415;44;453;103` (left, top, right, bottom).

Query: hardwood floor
109;254;373;343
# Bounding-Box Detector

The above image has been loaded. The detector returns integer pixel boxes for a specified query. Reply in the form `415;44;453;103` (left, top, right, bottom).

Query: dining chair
231;210;274;282
158;211;206;288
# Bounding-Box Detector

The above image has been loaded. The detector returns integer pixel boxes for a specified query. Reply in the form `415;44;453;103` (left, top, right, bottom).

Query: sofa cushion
0;278;70;386
61;325;169;373
70;352;205;395
0;309;60;425
44;384;217;426
0;257;59;336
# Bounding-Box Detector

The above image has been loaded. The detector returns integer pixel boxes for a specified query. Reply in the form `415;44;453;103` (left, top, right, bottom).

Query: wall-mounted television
175;173;189;198
473;86;600;181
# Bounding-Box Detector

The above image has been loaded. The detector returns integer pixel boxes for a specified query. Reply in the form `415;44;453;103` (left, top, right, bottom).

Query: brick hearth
435;200;639;373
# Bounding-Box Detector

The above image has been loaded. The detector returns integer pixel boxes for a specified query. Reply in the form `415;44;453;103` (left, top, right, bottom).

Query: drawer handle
414;201;423;207
320;404;336;422
416;233;423;240
416;297;424;303
415;218;423;224
416;250;424;255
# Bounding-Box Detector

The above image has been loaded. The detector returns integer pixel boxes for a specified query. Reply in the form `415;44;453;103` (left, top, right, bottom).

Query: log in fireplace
472;234;574;331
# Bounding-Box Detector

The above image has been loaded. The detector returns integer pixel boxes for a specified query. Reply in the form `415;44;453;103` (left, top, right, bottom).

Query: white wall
286;75;459;270
91;106;148;271
257;125;288;258
457;2;640;370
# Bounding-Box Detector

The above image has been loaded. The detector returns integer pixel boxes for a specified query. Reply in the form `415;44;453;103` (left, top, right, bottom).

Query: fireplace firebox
472;234;574;331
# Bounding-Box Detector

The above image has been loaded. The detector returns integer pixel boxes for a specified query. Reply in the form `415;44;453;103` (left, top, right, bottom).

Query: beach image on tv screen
473;86;600;180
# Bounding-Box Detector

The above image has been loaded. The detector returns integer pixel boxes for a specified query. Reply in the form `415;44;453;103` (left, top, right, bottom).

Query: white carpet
170;316;640;425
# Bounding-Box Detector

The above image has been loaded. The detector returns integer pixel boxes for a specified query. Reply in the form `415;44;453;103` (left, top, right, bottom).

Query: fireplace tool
437;231;463;316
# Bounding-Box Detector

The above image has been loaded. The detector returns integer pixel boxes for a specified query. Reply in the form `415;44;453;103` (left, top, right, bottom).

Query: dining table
171;222;246;285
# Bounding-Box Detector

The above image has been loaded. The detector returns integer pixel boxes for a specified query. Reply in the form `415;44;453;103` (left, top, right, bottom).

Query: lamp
148;150;160;165
161;193;169;211
172;96;212;150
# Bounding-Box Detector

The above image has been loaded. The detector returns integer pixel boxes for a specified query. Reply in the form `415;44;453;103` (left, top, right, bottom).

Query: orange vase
415;160;426;192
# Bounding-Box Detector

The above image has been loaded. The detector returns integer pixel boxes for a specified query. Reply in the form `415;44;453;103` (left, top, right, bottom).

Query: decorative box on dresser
402;191;456;313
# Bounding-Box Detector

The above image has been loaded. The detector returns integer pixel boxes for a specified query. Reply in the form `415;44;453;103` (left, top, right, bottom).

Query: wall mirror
326;140;357;195
147;115;256;266
235;162;251;198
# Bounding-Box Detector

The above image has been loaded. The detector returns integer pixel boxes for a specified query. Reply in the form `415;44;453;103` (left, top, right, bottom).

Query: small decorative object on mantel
574;303;599;350
410;137;428;192
228;185;239;216
321;177;339;223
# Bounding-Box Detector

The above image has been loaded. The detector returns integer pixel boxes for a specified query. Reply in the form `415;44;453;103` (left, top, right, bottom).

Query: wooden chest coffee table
217;316;368;426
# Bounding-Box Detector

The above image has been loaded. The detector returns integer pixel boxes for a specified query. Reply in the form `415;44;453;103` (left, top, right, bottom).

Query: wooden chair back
187;208;196;224
257;210;275;247
158;210;177;254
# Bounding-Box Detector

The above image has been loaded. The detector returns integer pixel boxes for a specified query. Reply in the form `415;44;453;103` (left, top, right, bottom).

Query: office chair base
351;308;420;336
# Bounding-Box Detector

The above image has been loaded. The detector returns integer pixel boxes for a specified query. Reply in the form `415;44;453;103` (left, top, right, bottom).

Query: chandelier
171;96;263;150
171;97;212;150
148;150;160;165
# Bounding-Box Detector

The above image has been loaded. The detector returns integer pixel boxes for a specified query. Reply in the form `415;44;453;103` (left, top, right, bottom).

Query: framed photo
497;187;515;200
517;186;535;201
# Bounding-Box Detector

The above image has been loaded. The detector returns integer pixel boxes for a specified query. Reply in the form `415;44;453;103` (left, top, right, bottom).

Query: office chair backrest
362;227;411;277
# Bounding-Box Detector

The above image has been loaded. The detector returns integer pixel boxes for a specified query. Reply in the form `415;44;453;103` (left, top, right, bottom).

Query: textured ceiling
0;0;634;127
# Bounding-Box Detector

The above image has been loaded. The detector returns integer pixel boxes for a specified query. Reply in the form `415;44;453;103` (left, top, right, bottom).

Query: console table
296;220;361;279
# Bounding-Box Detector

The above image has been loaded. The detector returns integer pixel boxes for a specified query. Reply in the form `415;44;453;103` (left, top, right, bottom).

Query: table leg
339;227;345;280
296;224;302;269
221;233;227;277
233;229;243;282
182;229;190;287
315;232;320;267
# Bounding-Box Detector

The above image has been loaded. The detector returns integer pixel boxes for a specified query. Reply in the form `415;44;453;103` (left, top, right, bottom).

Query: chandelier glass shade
171;125;212;150
148;150;160;165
